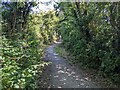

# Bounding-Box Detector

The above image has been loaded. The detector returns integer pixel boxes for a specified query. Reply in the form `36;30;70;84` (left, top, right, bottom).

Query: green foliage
56;2;120;85
28;11;59;45
2;31;49;89
55;44;68;59
1;2;58;89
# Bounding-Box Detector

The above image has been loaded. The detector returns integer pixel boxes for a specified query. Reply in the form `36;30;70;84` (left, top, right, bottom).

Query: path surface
39;43;101;88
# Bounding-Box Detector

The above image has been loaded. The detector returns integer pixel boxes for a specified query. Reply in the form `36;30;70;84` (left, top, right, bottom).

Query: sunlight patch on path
39;44;101;88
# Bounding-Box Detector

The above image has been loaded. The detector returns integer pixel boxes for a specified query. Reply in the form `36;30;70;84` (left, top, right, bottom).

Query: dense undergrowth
1;1;120;89
55;44;118;87
55;2;120;85
1;2;58;89
2;32;46;89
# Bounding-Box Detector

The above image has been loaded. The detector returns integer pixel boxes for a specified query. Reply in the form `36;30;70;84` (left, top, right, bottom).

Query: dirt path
39;43;101;88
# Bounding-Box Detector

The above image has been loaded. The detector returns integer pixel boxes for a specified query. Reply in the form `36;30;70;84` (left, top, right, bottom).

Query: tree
55;2;120;84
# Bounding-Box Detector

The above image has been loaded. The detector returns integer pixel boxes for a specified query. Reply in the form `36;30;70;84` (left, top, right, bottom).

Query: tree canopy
55;2;120;84
1;1;120;89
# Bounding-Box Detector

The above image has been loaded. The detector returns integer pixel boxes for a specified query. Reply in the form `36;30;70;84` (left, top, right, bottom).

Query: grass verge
55;44;69;59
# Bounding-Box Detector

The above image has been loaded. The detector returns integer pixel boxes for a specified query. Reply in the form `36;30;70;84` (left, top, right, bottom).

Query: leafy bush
2;33;47;89
1;2;58;89
56;2;120;85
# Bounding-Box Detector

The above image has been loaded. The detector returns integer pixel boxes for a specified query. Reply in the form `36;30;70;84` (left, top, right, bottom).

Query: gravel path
39;43;101;88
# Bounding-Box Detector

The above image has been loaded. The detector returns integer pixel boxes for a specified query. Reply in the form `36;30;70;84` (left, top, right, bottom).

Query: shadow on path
39;43;101;88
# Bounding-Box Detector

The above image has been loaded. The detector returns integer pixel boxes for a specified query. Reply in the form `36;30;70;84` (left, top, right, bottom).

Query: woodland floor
38;42;117;88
